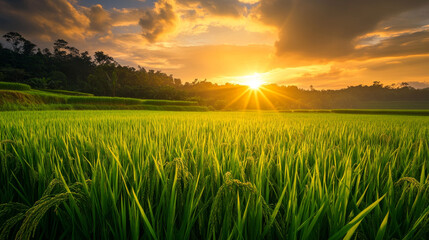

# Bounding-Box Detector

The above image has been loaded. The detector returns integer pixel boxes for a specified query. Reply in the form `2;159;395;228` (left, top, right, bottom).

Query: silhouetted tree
53;39;69;57
22;39;36;55
3;32;24;53
94;51;114;65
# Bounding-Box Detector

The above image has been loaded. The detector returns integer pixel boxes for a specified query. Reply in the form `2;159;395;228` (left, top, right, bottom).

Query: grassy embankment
0;82;208;111
2;81;429;114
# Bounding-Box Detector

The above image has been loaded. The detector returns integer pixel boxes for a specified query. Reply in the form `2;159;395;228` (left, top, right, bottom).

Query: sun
242;73;264;90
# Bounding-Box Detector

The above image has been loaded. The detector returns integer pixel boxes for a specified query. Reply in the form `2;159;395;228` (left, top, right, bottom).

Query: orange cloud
0;0;90;41
139;0;177;42
176;0;246;17
87;4;112;33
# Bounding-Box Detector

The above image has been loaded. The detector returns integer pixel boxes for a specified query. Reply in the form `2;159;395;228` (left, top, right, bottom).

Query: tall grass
38;89;94;96
0;82;31;91
0;111;428;239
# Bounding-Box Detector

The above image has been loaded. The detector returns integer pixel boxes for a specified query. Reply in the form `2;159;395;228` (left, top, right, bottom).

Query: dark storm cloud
0;0;89;39
376;5;429;33
257;0;429;59
138;1;177;42
176;0;246;17
355;30;429;59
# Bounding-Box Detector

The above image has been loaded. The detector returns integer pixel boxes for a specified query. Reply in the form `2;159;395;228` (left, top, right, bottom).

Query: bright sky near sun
1;0;429;89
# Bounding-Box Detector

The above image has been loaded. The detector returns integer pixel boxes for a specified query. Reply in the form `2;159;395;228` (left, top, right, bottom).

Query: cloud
138;0;177;42
86;4;111;33
126;44;275;80
297;66;344;83
255;64;353;89
0;0;90;40
407;81;429;89
354;30;429;59
110;8;146;27
273;54;429;89
0;0;144;40
176;0;246;17
256;0;429;59
376;5;429;33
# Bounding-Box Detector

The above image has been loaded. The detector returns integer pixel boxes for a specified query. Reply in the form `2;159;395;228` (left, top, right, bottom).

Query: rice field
1;110;429;239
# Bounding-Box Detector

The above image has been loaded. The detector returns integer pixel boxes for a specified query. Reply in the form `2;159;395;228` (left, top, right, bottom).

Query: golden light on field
241;73;265;90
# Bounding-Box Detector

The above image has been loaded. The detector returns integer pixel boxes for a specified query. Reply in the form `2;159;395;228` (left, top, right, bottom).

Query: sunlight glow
221;72;304;111
242;73;264;90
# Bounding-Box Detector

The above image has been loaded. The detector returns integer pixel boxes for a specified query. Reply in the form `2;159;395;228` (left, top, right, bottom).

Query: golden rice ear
0;180;91;240
208;172;274;238
0;203;29;239
0;212;26;239
395;177;427;192
41;179;64;197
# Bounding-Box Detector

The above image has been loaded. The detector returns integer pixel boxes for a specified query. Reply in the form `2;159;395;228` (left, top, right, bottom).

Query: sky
0;0;428;89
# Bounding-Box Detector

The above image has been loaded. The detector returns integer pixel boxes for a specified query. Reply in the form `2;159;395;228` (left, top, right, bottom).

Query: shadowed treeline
1;32;429;110
191;82;429;110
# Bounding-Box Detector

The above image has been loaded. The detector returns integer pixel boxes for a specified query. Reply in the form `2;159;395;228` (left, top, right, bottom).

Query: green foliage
25;77;49;89
38;89;94;96
0;82;31;91
0;111;428;239
47;71;67;89
1;32;187;100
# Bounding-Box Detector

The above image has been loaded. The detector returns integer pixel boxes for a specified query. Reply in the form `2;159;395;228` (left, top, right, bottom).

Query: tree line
0;32;185;100
1;32;428;109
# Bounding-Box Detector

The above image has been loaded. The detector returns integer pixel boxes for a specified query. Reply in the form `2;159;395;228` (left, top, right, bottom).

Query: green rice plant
0;111;428;239
207;172;279;239
0;179;91;240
